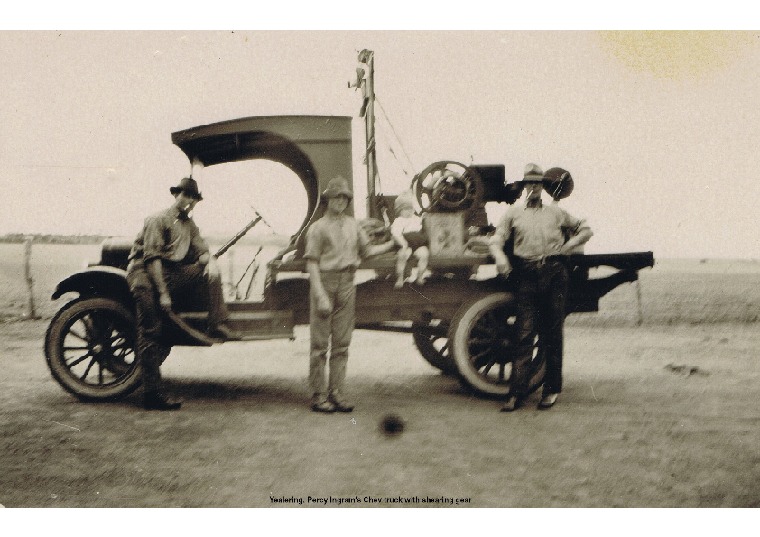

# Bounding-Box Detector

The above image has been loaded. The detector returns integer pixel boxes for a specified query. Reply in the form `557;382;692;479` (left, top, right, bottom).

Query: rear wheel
45;297;142;401
449;293;545;397
411;319;457;375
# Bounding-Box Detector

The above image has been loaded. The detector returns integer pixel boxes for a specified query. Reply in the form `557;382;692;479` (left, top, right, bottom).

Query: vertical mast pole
358;49;379;219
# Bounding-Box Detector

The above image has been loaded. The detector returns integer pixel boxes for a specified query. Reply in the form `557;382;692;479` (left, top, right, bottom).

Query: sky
1;28;759;259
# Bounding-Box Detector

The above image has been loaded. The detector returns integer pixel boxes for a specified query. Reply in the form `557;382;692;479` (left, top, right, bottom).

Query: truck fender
51;266;133;305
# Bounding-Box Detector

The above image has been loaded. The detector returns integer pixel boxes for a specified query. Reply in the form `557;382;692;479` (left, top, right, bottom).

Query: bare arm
392;233;409;250
559;223;593;255
365;239;396;257
489;242;512;277
389;220;409;249
307;260;332;316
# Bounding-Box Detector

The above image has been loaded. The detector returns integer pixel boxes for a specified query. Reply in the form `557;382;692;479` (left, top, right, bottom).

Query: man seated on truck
489;163;593;412
126;176;240;411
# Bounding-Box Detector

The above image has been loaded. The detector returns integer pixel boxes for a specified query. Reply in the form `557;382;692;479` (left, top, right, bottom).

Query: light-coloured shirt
304;213;370;271
490;202;589;261
129;206;209;266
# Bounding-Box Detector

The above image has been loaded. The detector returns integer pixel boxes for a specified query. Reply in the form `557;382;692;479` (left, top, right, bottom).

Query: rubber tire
449;293;545;398
45;297;142;401
412;320;457;375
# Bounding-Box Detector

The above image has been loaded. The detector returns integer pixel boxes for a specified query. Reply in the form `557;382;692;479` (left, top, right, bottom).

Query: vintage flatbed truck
44;51;653;401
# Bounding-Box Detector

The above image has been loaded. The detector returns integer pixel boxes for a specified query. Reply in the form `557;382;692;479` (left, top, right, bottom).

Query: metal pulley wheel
412;161;483;213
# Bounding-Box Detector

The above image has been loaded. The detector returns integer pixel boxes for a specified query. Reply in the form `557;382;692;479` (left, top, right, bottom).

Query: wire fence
1;241;759;325
0;241;278;321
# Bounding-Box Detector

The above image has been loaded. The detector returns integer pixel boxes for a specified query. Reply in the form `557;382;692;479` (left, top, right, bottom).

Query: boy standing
304;177;394;413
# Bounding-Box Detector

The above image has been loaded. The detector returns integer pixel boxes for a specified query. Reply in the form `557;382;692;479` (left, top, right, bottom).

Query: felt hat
522;163;544;183
169;177;203;200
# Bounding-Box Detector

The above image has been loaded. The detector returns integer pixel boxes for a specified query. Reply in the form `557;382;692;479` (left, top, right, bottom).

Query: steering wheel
412;161;483;213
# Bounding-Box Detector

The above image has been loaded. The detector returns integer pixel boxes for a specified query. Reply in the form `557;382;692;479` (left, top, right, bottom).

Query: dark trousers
510;258;569;399
127;261;229;395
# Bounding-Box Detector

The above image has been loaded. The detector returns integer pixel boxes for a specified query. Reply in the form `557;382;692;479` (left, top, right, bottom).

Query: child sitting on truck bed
390;191;429;288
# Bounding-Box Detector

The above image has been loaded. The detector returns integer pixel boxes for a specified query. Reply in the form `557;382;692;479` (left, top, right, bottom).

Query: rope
376;97;417;174
376;126;411;178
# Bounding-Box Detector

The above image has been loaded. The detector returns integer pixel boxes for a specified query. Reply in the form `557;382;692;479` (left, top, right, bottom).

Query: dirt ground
1;318;759;508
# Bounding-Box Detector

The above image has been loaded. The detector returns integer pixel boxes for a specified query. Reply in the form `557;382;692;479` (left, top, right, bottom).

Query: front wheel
449;293;545;398
45;297;142;401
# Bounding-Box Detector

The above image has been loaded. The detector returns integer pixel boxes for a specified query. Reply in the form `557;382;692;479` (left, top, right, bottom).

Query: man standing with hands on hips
489;164;593;412
304;177;395;413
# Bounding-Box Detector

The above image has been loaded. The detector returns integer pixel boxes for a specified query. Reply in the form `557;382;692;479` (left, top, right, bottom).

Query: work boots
311;394;336;413
144;392;182;411
329;391;355;413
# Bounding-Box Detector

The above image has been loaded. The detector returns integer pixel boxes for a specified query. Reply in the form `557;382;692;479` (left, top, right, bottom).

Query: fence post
24;237;39;319
635;278;644;326
227;247;236;300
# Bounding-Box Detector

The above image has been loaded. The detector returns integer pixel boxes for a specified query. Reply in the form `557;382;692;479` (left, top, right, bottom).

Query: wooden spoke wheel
449;293;545;397
45;297;142;401
411;319;457;375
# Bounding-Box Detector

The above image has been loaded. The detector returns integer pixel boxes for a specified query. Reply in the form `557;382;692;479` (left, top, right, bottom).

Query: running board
178;310;294;341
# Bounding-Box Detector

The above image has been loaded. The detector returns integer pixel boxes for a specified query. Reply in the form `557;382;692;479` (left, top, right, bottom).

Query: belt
128;257;196;271
161;258;197;267
514;256;565;270
320;266;357;273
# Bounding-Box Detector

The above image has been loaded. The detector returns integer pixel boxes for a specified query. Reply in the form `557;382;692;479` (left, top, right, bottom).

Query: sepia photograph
1;5;758;525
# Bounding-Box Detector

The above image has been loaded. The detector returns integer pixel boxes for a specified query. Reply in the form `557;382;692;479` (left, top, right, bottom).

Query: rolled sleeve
303;224;322;262
561;209;590;235
489;212;513;248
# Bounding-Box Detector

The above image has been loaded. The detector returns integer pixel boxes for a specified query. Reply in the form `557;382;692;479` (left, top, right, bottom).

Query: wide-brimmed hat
543;167;574;200
522;163;544;183
169;177;203;200
322;177;353;200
